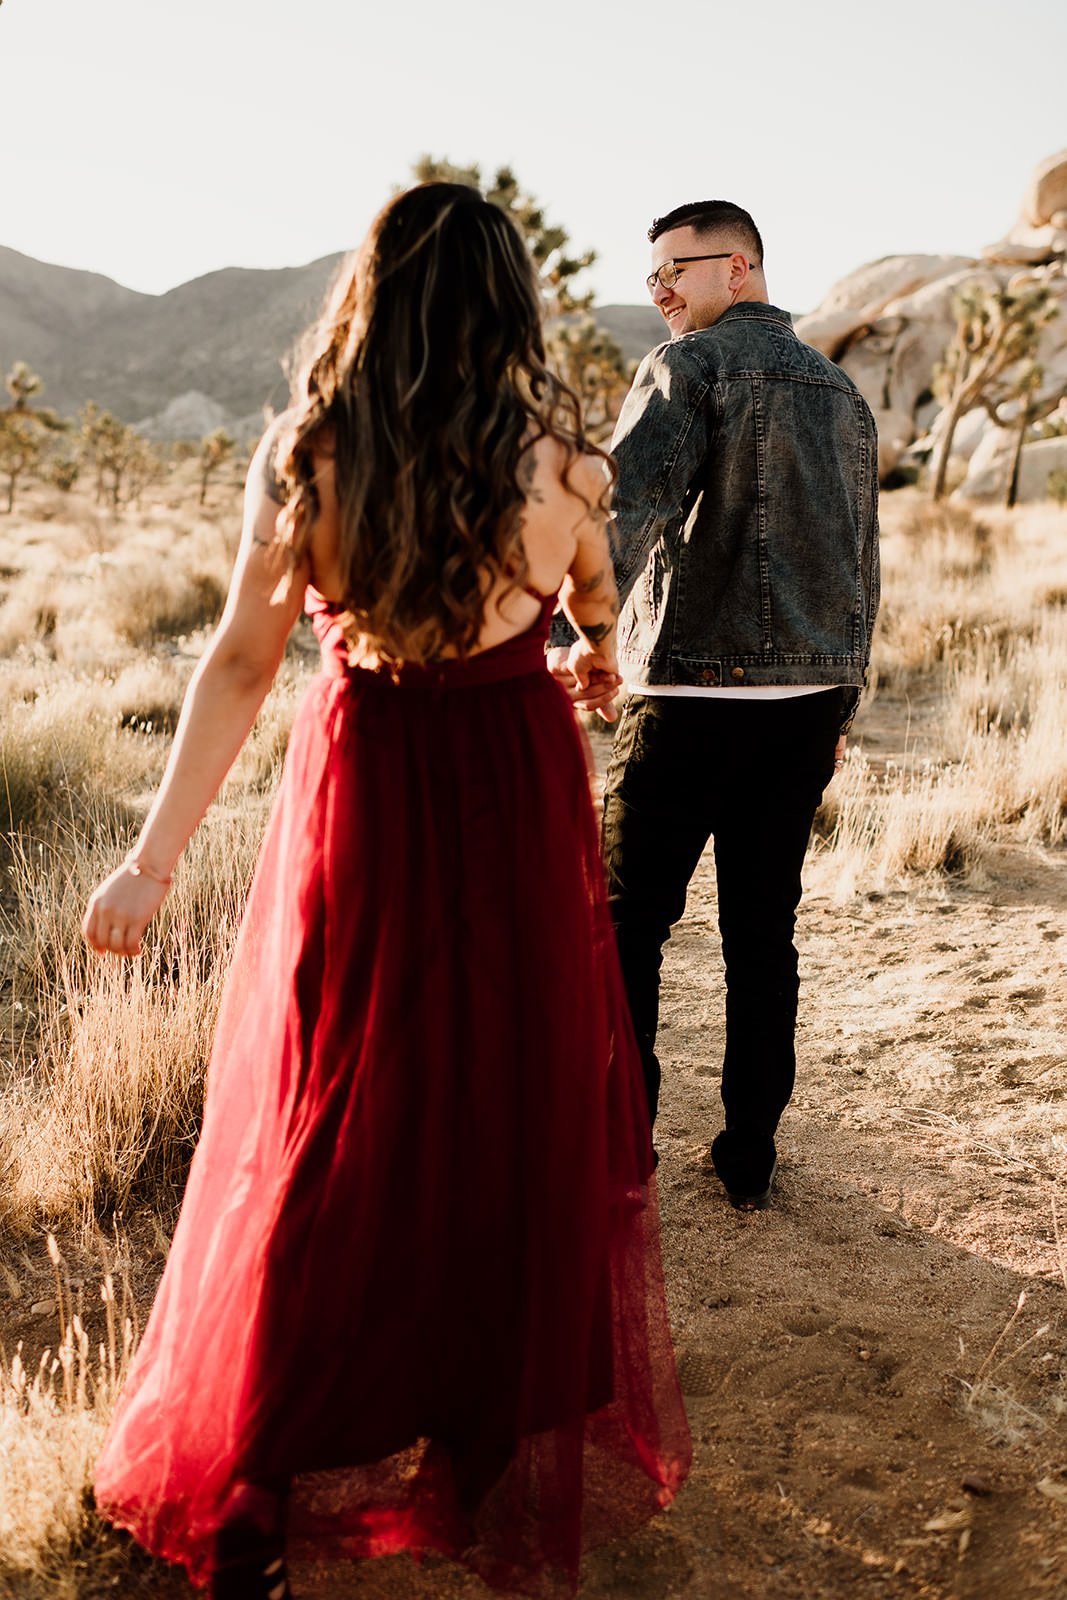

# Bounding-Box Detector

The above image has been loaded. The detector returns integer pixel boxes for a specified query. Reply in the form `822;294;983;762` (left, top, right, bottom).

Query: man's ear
728;253;750;292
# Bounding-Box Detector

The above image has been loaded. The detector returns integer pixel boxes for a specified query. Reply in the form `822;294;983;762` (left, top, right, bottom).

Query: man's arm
549;341;713;651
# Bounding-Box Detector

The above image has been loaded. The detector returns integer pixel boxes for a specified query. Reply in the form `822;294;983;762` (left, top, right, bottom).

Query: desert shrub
0;684;148;835
82;520;235;649
111;658;190;736
869;493;1055;690
103;563;228;646
0;572;60;656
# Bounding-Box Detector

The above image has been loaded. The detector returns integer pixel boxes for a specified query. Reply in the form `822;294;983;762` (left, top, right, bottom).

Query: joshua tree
411;156;596;318
976;361;1067;507
125;434;168;506
198;428;236;505
409;157;631;430
79;403;143;507
4;360;43;412
549;316;631;442
930;278;1058;501
0;413;42;512
0;362;65;507
2;361;63;429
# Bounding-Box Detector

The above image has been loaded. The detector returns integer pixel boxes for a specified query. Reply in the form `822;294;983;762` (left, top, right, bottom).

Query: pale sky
2;0;1065;314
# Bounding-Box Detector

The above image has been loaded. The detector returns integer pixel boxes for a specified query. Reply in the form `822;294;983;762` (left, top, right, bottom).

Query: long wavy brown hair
274;182;610;663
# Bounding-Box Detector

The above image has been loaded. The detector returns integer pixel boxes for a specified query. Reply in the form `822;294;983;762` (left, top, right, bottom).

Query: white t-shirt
627;683;834;701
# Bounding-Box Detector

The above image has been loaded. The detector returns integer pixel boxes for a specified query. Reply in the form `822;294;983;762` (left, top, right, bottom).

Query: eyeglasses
646;253;751;295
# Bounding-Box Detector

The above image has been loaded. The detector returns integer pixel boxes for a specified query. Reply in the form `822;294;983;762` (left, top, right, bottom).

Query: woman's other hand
83;861;172;957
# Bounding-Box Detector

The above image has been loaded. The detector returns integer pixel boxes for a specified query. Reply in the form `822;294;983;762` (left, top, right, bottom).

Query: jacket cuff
838;685;861;735
548;614;578;651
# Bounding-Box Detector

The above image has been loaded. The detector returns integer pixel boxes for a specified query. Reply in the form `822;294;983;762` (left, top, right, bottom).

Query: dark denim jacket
553;303;880;730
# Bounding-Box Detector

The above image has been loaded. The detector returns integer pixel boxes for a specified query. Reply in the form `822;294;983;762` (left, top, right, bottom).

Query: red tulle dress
94;589;691;1596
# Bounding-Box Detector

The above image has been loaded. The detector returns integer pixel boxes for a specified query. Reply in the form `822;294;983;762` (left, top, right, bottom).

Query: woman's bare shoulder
518;434;611;506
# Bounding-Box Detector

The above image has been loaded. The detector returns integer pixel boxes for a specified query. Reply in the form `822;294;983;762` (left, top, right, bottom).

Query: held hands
545;644;623;723
82;859;173;958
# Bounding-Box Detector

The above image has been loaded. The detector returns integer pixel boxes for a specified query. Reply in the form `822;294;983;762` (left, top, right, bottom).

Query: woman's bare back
302;434;609;662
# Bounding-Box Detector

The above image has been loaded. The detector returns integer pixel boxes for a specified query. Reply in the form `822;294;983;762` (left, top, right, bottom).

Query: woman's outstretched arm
82;439;309;957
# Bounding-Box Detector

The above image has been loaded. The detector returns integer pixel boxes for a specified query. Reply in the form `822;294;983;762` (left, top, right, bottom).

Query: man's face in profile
648;226;740;337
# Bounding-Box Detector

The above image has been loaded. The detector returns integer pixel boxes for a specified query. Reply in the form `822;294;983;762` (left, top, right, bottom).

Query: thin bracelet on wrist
124;855;174;888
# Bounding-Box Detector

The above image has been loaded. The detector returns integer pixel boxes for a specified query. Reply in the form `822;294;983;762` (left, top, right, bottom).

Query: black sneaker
710;1129;778;1211
211;1524;292;1600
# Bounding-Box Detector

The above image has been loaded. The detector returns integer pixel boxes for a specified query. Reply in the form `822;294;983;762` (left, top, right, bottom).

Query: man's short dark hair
648;201;764;266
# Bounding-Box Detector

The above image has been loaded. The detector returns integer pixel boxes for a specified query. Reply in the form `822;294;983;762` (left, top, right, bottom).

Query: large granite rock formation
796;150;1067;498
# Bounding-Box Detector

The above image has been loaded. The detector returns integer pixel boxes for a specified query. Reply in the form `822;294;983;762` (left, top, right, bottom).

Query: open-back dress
93;588;691;1597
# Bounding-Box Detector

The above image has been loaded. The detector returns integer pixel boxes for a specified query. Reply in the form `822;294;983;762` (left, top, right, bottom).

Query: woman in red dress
83;183;690;1599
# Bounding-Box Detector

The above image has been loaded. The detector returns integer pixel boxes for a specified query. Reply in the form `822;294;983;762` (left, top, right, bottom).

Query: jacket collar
713;301;794;331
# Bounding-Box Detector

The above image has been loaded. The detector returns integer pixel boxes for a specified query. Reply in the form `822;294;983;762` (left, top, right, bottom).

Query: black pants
602;690;842;1138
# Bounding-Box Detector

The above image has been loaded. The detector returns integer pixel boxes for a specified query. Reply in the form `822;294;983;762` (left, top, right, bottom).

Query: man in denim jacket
551;200;880;1210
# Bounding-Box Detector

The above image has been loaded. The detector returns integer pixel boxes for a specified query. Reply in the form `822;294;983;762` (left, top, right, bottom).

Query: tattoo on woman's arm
575;568;606;594
578;620;612;647
261;442;286;507
517;450;545;503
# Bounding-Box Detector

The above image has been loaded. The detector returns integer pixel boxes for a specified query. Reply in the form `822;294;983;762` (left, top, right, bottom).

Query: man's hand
833;733;846;776
545;645;623;722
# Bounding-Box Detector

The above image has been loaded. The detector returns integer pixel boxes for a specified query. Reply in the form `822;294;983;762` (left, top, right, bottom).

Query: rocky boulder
796;255;976;363
798;150;1067;495
955;429;1067;503
135;390;231;441
1022;149;1067;227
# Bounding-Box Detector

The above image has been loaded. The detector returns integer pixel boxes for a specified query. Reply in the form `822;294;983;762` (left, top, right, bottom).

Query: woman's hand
565;638;623;724
83;861;172;958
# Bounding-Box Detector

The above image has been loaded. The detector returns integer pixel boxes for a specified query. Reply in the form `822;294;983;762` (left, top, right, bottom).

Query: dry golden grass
0;804;267;1235
814;491;1067;891
0;1236;137;1597
0;482;310;1239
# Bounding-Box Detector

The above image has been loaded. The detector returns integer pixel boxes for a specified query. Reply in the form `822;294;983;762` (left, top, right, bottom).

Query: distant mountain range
0;245;666;438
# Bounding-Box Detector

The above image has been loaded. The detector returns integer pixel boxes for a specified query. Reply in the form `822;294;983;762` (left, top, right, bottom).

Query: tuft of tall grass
0;571;62;657
814;754;989;899
0;1238;136;1594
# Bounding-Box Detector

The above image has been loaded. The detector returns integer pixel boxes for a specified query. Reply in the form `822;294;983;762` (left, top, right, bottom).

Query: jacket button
731;667;745;680
701;668;718;683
